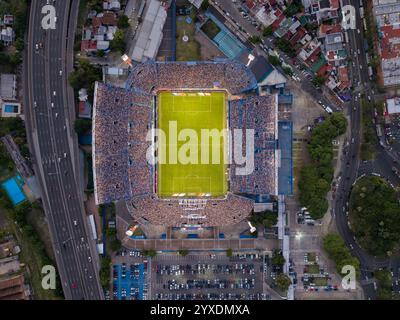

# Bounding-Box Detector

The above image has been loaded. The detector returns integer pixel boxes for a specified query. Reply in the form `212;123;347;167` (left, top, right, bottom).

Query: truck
344;31;349;44
368;66;373;78
360;7;364;19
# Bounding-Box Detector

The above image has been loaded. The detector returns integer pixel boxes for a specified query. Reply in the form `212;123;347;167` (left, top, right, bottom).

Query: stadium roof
131;0;167;62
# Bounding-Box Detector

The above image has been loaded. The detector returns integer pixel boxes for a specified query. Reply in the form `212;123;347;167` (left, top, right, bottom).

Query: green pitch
157;91;228;198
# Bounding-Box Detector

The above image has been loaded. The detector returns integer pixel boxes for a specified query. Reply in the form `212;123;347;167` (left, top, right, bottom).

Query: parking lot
151;253;270;300
111;250;149;300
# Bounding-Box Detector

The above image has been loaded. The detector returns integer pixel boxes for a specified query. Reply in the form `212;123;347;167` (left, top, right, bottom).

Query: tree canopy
349;176;400;256
298;113;347;219
323;234;360;277
276;273;291;292
248;210;278;228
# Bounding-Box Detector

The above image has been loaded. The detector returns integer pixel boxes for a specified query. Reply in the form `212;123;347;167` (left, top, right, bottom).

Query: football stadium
92;60;278;227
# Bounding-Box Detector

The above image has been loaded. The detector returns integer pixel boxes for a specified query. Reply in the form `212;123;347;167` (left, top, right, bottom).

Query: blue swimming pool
4;104;17;113
1;175;27;206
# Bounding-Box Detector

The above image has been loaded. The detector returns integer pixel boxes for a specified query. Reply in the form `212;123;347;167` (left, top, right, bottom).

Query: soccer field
157;91;228;198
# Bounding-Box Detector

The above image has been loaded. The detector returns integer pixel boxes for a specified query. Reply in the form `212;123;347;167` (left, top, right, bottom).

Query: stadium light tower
246;54;255;67
122;54;132;67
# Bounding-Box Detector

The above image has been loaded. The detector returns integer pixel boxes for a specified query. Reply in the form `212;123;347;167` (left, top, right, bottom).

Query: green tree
271;251;285;267
178;249;189;256
200;0;210;11
268;55;281;66
96;49;106;58
248;35;262;44
143;249;157;257
110;29;126;53
117;15;130;29
74;119;92;135
226;248;233;257
313;75;326;86
276;273;291;292
14;37;25;51
349;176;400;256
323;234;360;276
262;26;273;37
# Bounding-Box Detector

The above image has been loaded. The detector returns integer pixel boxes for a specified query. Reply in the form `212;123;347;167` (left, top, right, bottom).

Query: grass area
312;277;328;287
0;203;62;300
307;252;317;263
201;19;221;39
176;15;201;61
26;208;56;262
306;263;320;274
157;91;228;198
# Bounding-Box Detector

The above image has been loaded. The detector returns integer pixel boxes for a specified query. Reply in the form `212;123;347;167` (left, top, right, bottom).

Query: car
53;91;56;96
34;101;37;108
59;70;63;76
88;256;92;262
51;102;54;108
35;43;39;50
357;29;361;34
73;220;77;226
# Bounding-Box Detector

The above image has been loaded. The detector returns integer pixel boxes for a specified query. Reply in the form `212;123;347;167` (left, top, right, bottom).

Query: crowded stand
127;60;257;95
93;83;153;204
229;96;277;195
129;194;253;227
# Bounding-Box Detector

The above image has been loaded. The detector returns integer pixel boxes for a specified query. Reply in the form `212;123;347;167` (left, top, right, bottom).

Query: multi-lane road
24;0;103;299
334;0;400;299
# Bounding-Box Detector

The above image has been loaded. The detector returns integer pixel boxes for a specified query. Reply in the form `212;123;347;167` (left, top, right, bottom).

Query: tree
74;119;92;135
110;29;126;53
143;249;157;257
118;15;130;29
313;75;326;86
96;49;106;58
14;38;25;51
200;0;210;11
263;26;273;37
282;66;293;76
248;35;261;44
298;113;347;219
226;248;233;257
323;234;360;276
276;273;291;292
349;176;400;256
178;249;189;256
268;55;281;66
271;251;285;267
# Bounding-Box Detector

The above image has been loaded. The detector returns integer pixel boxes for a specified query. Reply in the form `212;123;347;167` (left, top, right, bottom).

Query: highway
23;0;103;299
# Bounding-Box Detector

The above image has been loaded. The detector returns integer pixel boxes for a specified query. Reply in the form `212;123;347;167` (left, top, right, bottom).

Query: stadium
92;60;278;228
